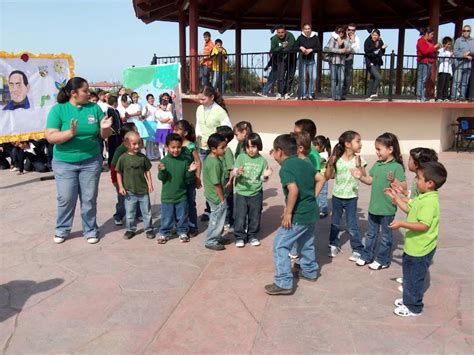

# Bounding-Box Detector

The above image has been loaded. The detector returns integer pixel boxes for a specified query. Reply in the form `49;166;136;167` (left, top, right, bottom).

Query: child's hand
390;180;405;194
281;211;292;229
119;187;127;196
350;168;362;179
237;166;244;176
389;221;402;230
387;171;395;182
328;155;337;167
263;166;273;178
70;119;78;136
195;177;202;189
355;155;361;168
158;162;166;171
188;161;197;172
100;114;113;129
383;187;396;199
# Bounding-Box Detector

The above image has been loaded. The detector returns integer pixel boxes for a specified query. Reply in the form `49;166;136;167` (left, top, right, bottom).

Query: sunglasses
463;30;471;32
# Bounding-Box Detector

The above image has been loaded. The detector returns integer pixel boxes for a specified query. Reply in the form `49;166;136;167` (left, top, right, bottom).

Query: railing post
388;50;395;102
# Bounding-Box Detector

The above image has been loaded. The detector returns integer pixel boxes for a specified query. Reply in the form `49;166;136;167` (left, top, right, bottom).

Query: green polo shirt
234;153;268;197
220;147;234;182
158;154;194;204
203;154;226;205
115;153;152;195
279;155;319;225
46;101;104;162
368;159;406;216
405;191;440;257
308;146;321;172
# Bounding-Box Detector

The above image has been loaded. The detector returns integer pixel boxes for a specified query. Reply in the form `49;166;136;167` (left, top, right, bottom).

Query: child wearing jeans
203;133;228;251
216;125;235;231
116;131;155;240
352;132;406;270
313;135;331;218
233;133;272;247
265;134;325;295
386;161;447;317
157;133;197;244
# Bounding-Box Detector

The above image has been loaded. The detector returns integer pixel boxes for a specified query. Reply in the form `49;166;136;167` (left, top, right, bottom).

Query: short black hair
207;133;226;150
216;125;234;142
90;92;98;99
442;36;453;45
119;123;136;138
293;131;311;155
294;118;317;139
121;93;130;103
273;134;297;156
8;70;28;86
215;39;223;45
166;133;182;146
419;161;447;190
203;31;211;37
244;132;263;151
107;95;118;106
409;147;438;168
276;25;286;30
146;94;154;100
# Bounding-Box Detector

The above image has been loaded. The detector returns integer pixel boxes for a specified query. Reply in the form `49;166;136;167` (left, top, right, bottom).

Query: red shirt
417;37;437;64
200;40;215;68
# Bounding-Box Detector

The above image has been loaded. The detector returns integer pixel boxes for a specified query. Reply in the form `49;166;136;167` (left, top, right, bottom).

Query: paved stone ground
0;152;472;354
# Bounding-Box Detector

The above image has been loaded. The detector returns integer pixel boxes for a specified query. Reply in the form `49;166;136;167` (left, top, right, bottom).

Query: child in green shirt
386;161;447;317
233;133;272;247
216;126;235;231
294;118;321;172
157;133;197;244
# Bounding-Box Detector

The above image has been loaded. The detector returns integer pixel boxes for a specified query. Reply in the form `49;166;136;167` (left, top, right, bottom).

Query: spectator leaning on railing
451;25;474;101
295;23;321;100
364;29;387;101
343;23;360;100
270;25;296;100
199;31;214;88
416;27;441;102
436;37;454;102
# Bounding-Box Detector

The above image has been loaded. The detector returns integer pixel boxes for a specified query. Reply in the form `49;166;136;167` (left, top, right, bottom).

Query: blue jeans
198;148;211;214
317;181;329;214
205;200;227;246
416;63;432;100
52;156;102;239
299;58;316;98
124;192;153;233
186;184;198;231
402;248;436;314
451;67;471;99
360;213;395;265
329;196;364;253
199;65;211;87
212;71;227;93
367;65;381;96
330;64;345;100
273;223;318;289
114;184;141;222
160;200;188;235
263;68;277;95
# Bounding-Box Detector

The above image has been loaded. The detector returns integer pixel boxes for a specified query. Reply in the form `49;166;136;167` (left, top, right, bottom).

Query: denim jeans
205;200;227;246
343;59;353;97
273;223;318;289
52;156;102;239
159;200;188;235
198;148;211;214
367;65;381;96
330;64;345;100
234;192;263;242
329;196;364;253
212;71;227;93
317;181;329;214
124;192;153;233
299;58;316;98
114;184;142;222
199;65;211;87
451;67;471;99
360;213;395;265
263;68;277;95
416;63;432;100
186;184;198;231
402;248;436;313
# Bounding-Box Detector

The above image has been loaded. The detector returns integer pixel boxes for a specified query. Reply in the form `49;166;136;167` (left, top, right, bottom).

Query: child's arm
324;155;336;180
384;188;409;214
157;161;169;181
387;171;408;192
116;172;126;196
389;220;428;232
282;183;298;229
185;161;198;185
262;165;273;181
145;169;154;193
191;149;202;188
214;184;225;204
350;168;373;185
314;172;326;197
225;170;234;190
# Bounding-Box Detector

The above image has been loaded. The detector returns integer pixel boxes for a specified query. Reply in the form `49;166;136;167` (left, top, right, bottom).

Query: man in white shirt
343;23;360;100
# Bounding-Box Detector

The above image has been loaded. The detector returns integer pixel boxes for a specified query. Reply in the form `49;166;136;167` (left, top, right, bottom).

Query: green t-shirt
115;153;152;194
46;101;104;163
405;191;440;257
111;143;127;166
158;154;194;204
203;155;226;205
279;155;319;225
220;147;234;182
235;141;243;158
234;153;268;197
308;146;321;172
368;159;406;216
332;155;367;199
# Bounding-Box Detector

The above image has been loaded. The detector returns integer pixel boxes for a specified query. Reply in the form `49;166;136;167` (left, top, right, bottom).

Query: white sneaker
394;304;421;317
395;277;403;284
370;94;378;99
356;258;367;266
257;92;268;98
87;237;99;244
235;240;245;248
328;245;340;258
250;239;261;247
276;93;282;100
114;219;123;226
284;93;291;100
394;298;403;307
348;251;361;262
53;236;65;244
368;261;389;270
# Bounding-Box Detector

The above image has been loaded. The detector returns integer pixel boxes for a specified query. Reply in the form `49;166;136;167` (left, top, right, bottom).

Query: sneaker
145;231;156;240
235;239;245;248
53;236;65;244
114;219;123;226
284;93;291;100
157;234;169;244
257;92;268;98
298;271;318;282
276;93;282;100
348;251;361;262
394;298;404;307
264;283;293;295
250;239;261;247
328;245;340;258
200;213;210;222
123;231;135;240
394;304;421;317
289;253;299;261
205;243;225;251
309;95;315;100
368;261;389;270
370;94;378;100
179;233;190;243
87;237;99;244
356;258;367;266
395;277;403;284
319;212;328;218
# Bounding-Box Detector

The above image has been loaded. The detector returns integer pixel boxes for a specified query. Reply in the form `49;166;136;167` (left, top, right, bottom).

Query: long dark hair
234;121;253;135
314;135;331;156
174;119;196;143
200;85;227;113
57;77;88;103
409;147;438;169
331;130;360;173
375;132;404;169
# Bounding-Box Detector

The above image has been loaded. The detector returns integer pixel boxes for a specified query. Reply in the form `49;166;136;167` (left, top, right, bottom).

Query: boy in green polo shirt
294;118;321;172
386;161;447;317
265;134;325;295
203;133;228;251
216;125;235;231
157;133;197;244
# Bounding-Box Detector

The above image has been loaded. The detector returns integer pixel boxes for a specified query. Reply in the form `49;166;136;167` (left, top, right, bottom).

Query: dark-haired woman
45;77;113;244
364;29;387;100
416;27;441;101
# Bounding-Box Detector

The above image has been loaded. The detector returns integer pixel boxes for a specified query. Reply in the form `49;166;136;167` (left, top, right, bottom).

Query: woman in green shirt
45;77;113;245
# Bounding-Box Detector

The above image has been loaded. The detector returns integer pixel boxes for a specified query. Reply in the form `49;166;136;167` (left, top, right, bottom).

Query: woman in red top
416;27;441;101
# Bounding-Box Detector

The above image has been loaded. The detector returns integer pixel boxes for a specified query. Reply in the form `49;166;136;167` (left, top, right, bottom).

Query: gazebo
132;0;474;93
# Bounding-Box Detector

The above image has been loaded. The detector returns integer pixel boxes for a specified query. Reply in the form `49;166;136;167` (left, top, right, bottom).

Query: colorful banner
122;62;182;121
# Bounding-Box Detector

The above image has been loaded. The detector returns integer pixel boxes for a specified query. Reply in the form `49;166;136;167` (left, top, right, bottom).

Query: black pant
436;73;451;100
234;191;263;242
0;144;13;169
225;189;234;226
343;60;353;97
276;55;296;96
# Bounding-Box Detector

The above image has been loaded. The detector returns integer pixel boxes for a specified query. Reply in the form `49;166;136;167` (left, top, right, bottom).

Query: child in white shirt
154;99;173;158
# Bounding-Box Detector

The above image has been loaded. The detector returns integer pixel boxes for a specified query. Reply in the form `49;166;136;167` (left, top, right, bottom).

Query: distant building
89;81;122;92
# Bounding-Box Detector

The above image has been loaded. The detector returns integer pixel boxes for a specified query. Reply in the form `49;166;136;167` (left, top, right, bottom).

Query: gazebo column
179;11;187;92
189;0;198;93
235;24;242;93
301;0;312;28
427;0;440;98
454;0;465;38
395;23;405;96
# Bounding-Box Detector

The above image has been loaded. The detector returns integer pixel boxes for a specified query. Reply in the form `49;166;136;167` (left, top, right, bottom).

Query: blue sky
1;0;473;82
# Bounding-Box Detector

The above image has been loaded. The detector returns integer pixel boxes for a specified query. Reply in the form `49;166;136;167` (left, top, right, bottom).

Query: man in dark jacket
295;23;322;99
271;26;296;100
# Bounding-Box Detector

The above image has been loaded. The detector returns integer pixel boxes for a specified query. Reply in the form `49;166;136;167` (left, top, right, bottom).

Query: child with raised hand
154;99;173;158
313;135;332;218
233;121;253;158
174;120;201;236
216;125;235;232
233;133;272;247
385;161;447;317
157;133;197;244
265;134;325;295
351;132;406;270
116;131;154;240
325;131;366;260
